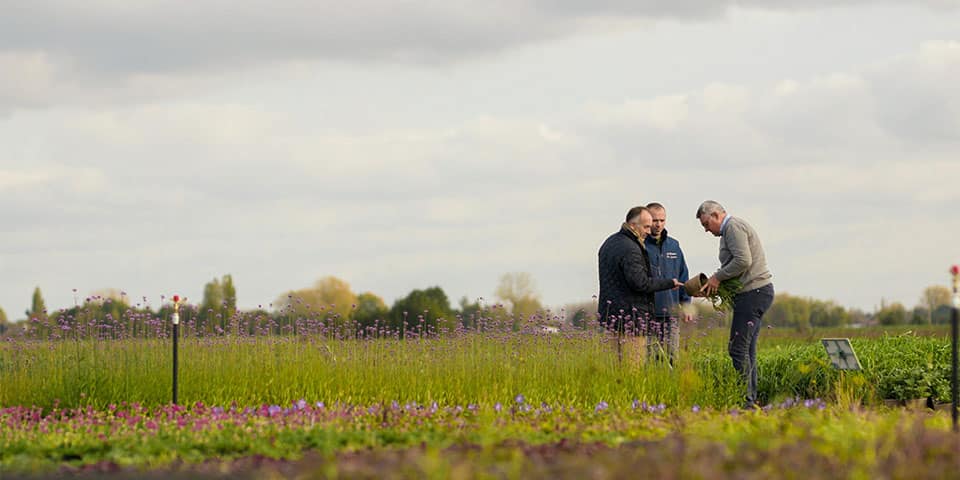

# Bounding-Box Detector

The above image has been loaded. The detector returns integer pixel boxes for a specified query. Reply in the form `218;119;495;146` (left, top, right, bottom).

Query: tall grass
1;306;951;411
1;332;744;410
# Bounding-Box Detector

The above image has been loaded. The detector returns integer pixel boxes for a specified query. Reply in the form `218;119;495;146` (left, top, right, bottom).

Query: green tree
877;302;908;326
389;286;455;336
88;288;131;327
495;272;544;328
198;274;238;331
353;292;388;333
200;277;224;329
766;293;811;331
911;306;930;325
27;286;47;321
809;299;848;328
563;301;598;329
0;307;8;335
457;296;483;330
932;305;953;325
275;276;358;326
920;286;951;325
222;274;237;320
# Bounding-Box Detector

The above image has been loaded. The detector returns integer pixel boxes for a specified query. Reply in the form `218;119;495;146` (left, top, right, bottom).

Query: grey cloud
2;37;960;314
2;1;954;77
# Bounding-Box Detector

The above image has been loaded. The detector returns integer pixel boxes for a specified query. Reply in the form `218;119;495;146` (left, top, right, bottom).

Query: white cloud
1;7;959;316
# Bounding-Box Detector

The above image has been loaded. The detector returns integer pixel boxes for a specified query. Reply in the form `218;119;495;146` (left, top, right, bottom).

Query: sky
1;1;959;318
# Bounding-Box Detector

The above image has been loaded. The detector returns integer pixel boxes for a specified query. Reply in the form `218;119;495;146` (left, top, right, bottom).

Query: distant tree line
1;272;545;338
1;278;954;337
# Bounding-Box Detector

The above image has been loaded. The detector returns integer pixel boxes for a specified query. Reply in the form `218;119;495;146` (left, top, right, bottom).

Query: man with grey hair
696;200;774;409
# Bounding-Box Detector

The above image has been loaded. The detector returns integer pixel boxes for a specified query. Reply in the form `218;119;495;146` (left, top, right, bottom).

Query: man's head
646;202;666;239
695;200;726;237
625;206;653;240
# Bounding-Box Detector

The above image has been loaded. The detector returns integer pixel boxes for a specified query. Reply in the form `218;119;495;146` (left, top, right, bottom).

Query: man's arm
715;221;752;281
678;247;691;304
623;250;676;293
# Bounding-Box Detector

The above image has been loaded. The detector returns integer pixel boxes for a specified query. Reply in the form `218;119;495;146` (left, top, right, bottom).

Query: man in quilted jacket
598;206;683;338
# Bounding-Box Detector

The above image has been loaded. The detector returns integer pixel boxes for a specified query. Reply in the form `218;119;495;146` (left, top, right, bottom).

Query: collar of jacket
619;223;646;248
647;228;669;247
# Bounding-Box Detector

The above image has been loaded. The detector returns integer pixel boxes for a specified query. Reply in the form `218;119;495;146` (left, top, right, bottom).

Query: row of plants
1;400;955;476
1;330;954;411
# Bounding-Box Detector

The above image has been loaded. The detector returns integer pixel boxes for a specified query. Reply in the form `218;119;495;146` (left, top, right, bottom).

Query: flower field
1;308;958;478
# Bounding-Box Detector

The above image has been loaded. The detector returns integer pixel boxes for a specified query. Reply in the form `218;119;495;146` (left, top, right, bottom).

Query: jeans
728;283;774;407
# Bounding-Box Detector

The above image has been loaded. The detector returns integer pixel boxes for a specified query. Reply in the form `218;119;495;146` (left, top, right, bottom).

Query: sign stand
821;338;862;371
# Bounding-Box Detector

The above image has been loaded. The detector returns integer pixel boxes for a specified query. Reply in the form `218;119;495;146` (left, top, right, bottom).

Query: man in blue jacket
644;202;692;365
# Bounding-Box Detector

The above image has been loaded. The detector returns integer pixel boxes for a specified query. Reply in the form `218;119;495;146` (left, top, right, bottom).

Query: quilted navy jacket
597;227;676;330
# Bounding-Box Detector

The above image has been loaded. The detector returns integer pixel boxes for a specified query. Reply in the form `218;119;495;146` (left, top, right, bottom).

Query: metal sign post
172;295;181;406
950;265;959;432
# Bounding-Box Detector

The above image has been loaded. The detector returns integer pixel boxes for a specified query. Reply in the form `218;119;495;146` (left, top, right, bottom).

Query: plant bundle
708;279;743;312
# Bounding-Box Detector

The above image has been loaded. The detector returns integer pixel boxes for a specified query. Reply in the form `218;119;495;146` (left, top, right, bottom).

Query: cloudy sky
2;1;959;318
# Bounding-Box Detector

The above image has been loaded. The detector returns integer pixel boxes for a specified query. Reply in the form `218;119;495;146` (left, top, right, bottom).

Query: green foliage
931;305;953;325
457;296;483;329
877;302;908;326
495;272;543;327
2;400;959;476
27;286;47;321
200;274;237;331
222;274;237;319
353;292;389;331
388;286;455;335
766;293;852;331
705;279;742;312
275;276;358;326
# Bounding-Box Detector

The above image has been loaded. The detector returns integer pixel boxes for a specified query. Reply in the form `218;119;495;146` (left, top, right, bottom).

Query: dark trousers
728;283;774;407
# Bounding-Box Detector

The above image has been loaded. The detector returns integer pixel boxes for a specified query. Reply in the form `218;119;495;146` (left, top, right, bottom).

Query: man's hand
700;275;720;296
672;279;684;289
682;312;694;323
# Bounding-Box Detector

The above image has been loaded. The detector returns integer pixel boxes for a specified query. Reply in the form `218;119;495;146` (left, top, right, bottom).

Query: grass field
1;310;957;478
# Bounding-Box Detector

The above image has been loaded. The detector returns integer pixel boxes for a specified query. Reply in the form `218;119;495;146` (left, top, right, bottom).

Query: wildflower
494;402;502;413
595;401;609;412
315;401;325;409
692;405;701;413
515;394;525;405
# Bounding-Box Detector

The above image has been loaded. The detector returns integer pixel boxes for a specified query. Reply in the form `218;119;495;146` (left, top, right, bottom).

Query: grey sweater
716;216;773;291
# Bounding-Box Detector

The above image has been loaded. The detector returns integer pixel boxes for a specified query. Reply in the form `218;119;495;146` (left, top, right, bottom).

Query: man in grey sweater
696;200;774;409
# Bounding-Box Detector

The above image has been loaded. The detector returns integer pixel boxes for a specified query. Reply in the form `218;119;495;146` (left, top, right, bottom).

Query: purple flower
692;405;701;413
494;402;503;413
515;394;525;405
315;401;325;409
595;401;609;412
267;405;282;416
294;399;307;410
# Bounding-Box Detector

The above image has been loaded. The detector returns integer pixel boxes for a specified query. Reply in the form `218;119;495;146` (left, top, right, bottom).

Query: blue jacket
644;230;691;318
